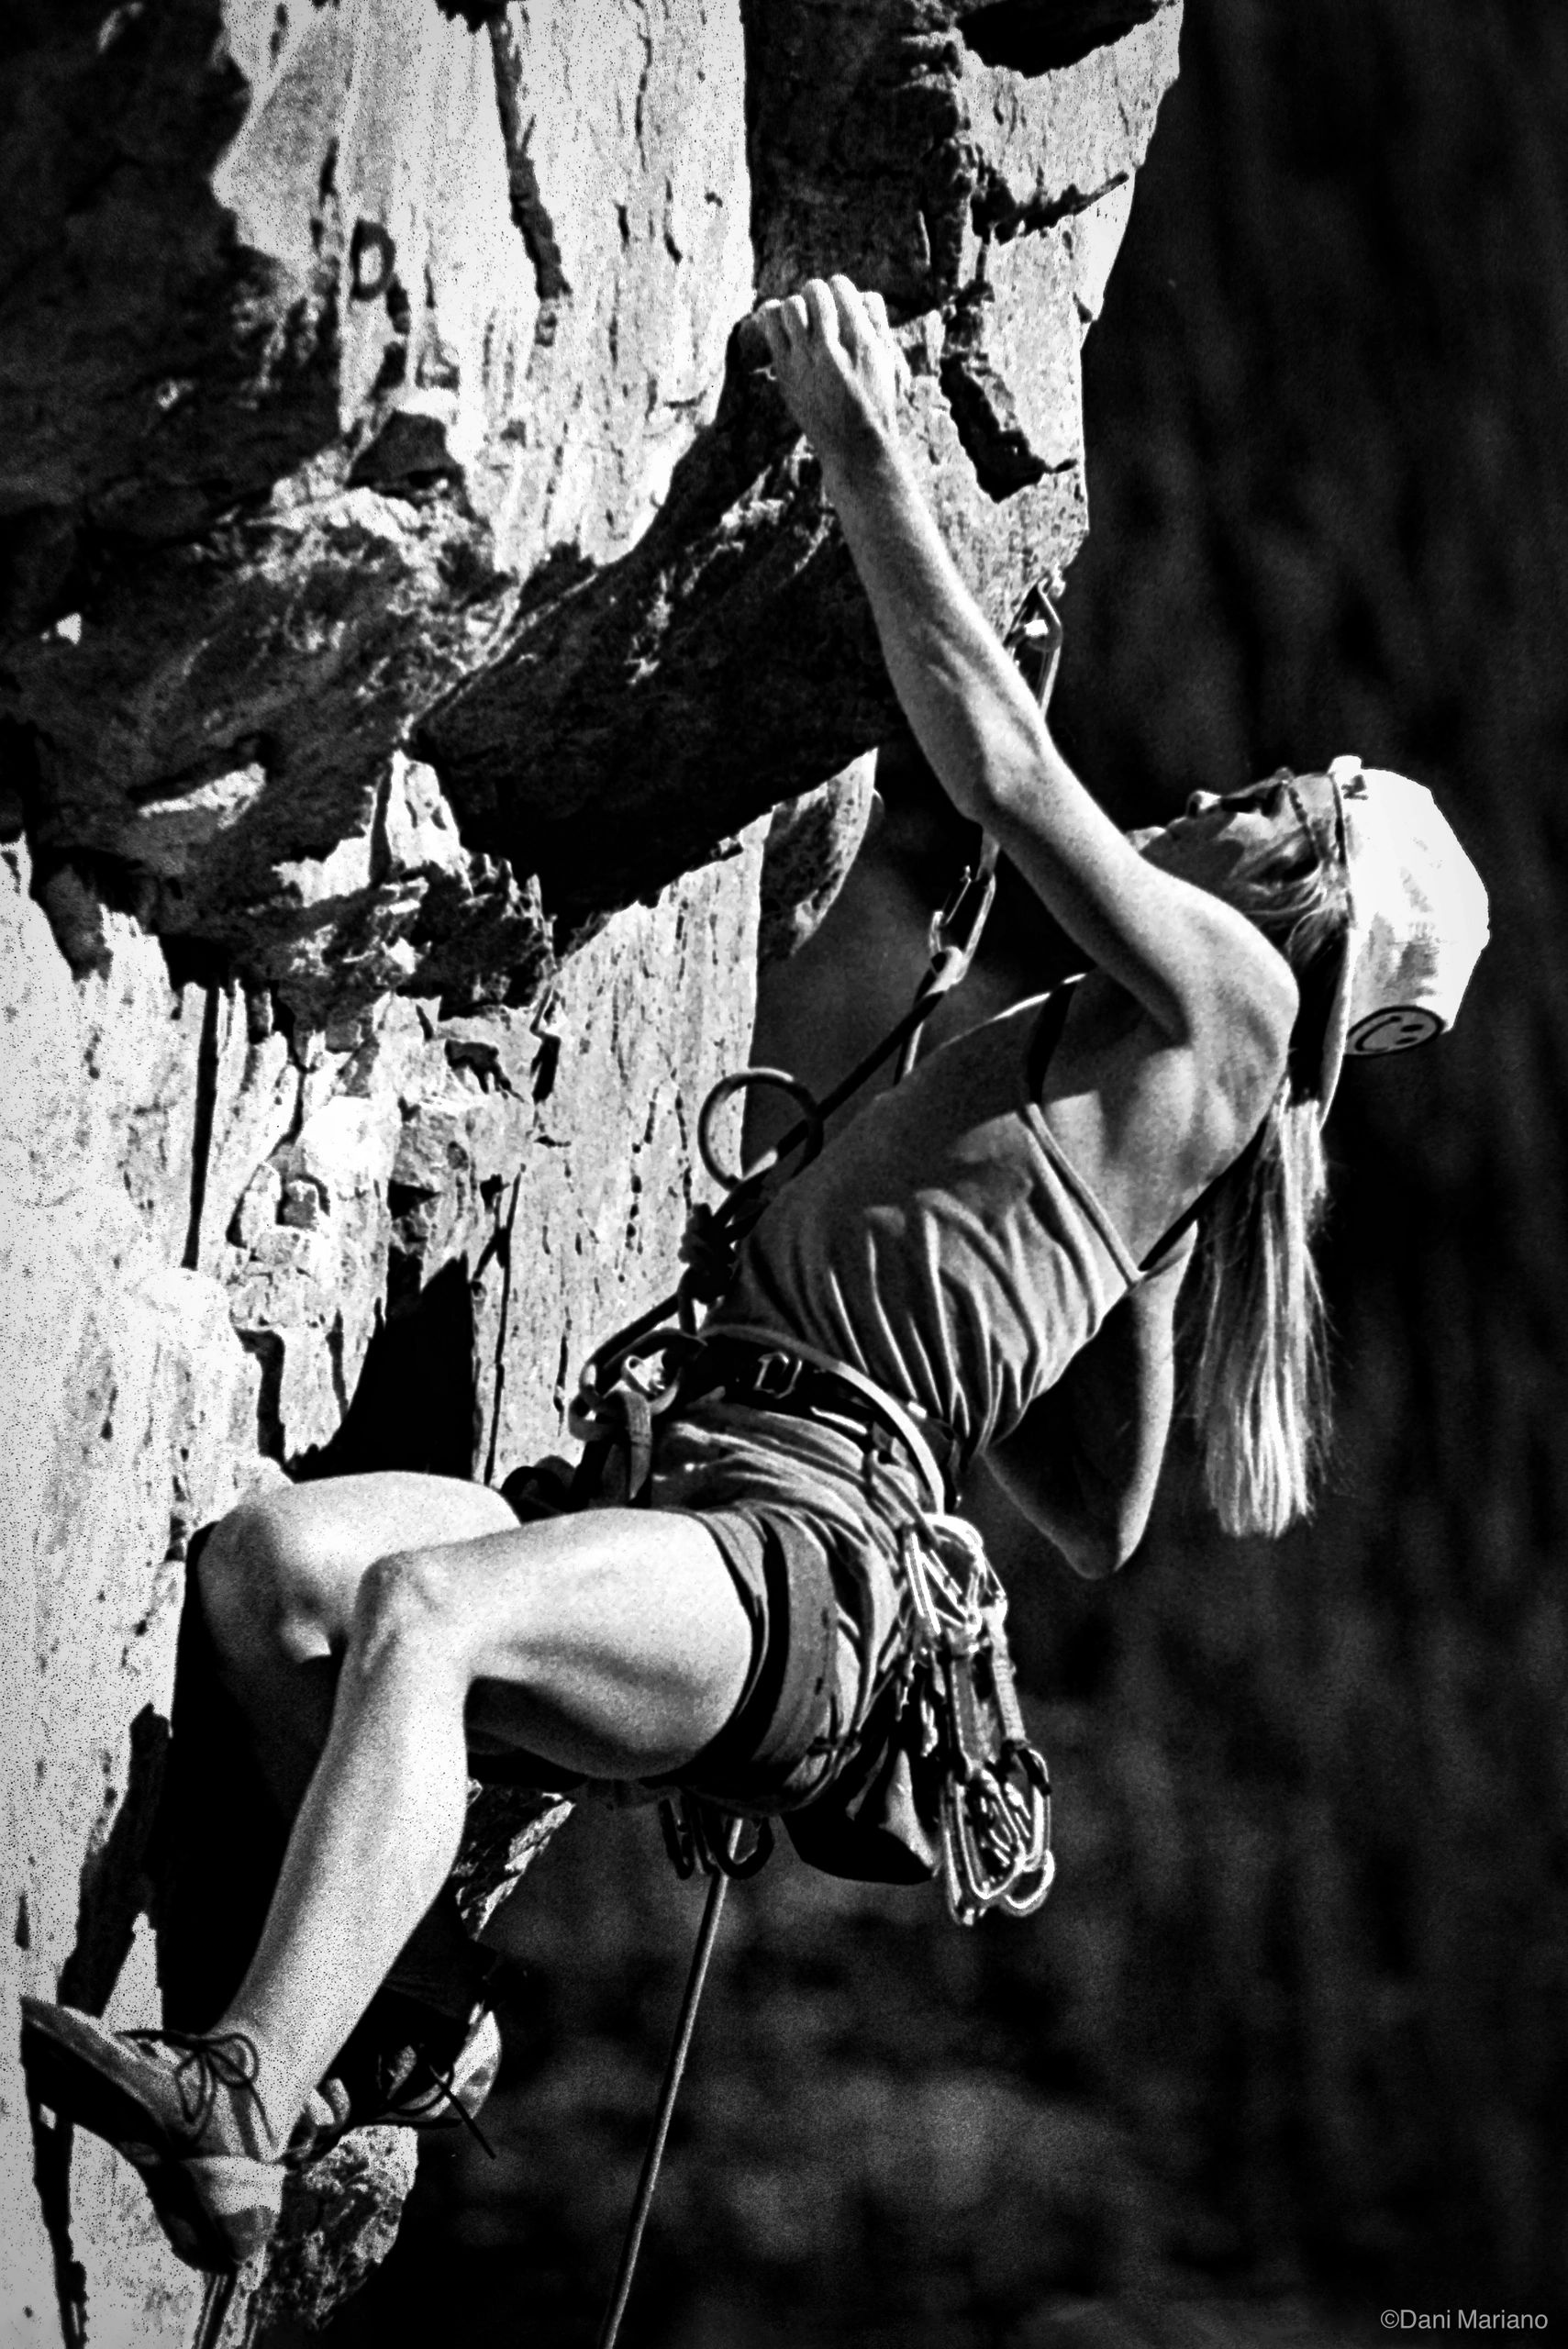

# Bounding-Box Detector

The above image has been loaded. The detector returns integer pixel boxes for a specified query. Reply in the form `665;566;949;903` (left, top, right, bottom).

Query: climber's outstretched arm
753;278;1294;1108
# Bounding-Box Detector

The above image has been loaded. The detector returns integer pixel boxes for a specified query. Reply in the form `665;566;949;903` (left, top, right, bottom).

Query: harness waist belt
687;1323;954;1508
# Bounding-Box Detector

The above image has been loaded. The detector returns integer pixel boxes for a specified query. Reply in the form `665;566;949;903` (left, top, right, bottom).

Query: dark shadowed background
320;4;1568;2341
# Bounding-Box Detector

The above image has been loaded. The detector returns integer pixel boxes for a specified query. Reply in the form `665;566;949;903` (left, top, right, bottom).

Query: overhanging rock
3;0;1179;1018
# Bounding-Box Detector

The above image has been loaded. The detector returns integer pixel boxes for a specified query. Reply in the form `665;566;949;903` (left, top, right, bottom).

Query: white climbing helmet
1316;757;1490;1119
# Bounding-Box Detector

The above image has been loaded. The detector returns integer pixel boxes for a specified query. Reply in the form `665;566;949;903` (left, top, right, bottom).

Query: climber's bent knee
198;1473;522;1676
198;1497;338;1676
350;1543;464;1661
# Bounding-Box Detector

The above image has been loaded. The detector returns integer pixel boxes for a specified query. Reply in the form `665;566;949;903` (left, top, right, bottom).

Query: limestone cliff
0;4;1181;2341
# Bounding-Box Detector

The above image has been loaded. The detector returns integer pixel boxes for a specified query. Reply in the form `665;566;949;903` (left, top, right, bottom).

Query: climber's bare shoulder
1033;963;1287;1264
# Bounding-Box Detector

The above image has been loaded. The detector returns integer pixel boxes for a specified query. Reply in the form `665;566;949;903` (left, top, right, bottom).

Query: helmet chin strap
1299;918;1358;1123
1282;774;1349;891
1326;757;1362;919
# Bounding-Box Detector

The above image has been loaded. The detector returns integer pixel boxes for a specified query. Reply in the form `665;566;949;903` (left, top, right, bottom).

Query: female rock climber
21;277;1488;2278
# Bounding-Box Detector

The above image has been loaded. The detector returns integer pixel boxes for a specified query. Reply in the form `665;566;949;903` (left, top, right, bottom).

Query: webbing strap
697;1321;950;1510
191;2270;237;2349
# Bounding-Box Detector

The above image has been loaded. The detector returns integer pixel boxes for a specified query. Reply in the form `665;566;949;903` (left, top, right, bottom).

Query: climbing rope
584;577;1064;2346
595;1816;768;2349
191;2270;236;2349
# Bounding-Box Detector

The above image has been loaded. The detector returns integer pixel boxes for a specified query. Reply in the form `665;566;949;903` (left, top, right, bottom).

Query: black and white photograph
1;4;1562;2345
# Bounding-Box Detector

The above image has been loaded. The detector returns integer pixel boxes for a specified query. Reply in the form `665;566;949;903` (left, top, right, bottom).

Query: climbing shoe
20;1999;285;2273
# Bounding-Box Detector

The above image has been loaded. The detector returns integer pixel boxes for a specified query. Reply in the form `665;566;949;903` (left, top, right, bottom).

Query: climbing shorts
642;1397;925;1816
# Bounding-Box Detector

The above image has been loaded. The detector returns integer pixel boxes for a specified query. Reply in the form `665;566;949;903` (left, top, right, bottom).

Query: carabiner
927;840;1000;986
1004;577;1066;716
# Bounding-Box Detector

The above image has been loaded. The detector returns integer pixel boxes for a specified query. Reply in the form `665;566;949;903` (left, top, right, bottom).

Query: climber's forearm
755;273;1084;855
820;436;1057;831
822;432;1199;1032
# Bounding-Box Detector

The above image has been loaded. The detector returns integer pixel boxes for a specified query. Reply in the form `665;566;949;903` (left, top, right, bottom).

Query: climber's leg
23;1480;751;2267
193;1479;751;2146
195;1473;527;1815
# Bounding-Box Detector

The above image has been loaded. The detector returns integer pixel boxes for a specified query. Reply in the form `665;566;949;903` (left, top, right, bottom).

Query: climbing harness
575;580;1064;2346
680;1321;1053;1923
694;1320;954;1505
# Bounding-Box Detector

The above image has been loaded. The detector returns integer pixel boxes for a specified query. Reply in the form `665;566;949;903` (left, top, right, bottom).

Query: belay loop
659;1794;774;1883
897;1512;1054;1927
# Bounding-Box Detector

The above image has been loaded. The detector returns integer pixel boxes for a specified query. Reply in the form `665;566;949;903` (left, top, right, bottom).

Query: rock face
0;2;1180;2341
4;0;754;1016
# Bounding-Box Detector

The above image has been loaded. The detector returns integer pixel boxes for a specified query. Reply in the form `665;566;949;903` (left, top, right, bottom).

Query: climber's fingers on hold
832;276;909;399
757;279;880;365
823;276;891;374
754;294;808;360
755;277;903;454
868;291;910;394
861;286;893;340
802;276;844;349
828;274;874;347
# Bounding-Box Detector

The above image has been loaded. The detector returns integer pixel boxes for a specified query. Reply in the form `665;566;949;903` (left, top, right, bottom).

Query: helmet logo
1346;1006;1441;1056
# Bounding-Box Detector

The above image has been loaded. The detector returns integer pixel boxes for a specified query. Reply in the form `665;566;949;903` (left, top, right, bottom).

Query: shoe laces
409;2050;496;2159
297;2038;498;2165
124;2026;276;2153
371;2037;497;2157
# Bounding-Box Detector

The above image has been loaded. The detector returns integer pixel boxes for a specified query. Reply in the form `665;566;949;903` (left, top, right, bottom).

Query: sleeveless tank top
716;989;1144;1469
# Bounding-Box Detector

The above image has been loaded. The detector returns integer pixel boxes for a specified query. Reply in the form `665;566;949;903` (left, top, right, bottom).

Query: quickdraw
897;1513;1054;1925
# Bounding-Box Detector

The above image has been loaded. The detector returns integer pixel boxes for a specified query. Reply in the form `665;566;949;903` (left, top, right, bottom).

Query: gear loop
658;1792;775;1881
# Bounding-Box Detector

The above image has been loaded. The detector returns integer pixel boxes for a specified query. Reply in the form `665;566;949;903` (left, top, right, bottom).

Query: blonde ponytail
1186;828;1350;1536
1189;1085;1330;1535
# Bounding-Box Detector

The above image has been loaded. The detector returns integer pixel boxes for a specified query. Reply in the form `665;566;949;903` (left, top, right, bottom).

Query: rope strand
595;1870;729;2349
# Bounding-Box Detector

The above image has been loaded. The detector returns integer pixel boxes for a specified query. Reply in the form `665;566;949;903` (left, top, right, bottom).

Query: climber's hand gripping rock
753;275;909;489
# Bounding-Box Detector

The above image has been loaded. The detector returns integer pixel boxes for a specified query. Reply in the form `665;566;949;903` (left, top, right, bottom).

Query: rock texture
4;0;754;1017
0;1;1181;2341
1;817;765;2345
3;0;1177;1012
